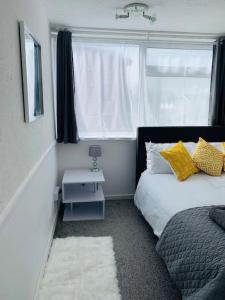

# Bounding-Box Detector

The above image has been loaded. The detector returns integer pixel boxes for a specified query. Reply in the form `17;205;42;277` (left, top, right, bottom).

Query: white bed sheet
134;170;225;237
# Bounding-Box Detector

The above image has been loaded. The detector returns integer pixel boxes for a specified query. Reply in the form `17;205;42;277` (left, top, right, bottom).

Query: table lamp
89;145;102;172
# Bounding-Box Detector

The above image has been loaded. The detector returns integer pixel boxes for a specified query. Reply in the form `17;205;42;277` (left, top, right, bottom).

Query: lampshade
89;145;102;157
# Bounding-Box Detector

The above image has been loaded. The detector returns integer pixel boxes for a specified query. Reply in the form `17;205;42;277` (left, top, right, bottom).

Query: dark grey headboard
136;126;225;185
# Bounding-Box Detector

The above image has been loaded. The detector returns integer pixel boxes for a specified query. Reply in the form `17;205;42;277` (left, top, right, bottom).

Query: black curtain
57;30;78;143
209;37;225;125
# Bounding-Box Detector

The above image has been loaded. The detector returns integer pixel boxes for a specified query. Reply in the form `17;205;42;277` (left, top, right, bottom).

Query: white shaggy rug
39;237;121;300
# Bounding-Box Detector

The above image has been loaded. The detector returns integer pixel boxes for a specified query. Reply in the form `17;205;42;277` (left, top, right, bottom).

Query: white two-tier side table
62;168;105;221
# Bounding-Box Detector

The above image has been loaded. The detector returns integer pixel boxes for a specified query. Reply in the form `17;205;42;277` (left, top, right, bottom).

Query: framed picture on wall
19;21;44;123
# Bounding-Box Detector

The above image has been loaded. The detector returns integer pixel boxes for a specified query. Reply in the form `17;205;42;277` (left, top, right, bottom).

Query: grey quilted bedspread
156;207;225;300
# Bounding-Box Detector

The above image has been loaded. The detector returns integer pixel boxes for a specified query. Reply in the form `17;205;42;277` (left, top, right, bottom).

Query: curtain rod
50;24;219;43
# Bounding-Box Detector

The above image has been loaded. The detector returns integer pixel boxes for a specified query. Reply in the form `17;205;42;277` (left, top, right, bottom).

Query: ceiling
44;0;225;34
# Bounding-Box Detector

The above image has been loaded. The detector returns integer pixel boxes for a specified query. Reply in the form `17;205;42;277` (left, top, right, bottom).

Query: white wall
0;0;55;212
58;140;136;199
0;144;58;300
0;0;58;299
46;0;225;34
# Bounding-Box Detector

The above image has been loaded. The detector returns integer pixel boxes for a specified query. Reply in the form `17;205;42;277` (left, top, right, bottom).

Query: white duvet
134;170;225;237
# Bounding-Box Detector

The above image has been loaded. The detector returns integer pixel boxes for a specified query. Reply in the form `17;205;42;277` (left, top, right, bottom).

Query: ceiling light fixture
116;2;156;22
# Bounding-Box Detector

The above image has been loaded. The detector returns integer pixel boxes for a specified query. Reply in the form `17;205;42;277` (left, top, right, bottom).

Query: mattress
134;170;225;237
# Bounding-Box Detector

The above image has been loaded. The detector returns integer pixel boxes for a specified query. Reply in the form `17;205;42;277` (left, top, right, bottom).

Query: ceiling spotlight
115;2;156;22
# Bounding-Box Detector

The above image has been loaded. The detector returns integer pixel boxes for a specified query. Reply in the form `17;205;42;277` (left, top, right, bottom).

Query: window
52;39;213;139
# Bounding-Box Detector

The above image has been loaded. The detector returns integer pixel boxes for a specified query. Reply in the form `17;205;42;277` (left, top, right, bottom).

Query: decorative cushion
146;142;196;174
192;137;223;176
160;141;199;181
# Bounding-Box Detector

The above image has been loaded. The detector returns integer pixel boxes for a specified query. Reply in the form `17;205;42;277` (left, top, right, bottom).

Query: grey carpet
54;199;181;300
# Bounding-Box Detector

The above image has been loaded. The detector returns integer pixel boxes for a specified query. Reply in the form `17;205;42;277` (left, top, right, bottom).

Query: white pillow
145;142;197;174
146;141;224;174
210;142;223;152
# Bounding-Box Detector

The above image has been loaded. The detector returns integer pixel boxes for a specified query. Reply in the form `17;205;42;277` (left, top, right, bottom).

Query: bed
134;126;225;299
134;126;225;237
135;171;225;236
156;206;225;300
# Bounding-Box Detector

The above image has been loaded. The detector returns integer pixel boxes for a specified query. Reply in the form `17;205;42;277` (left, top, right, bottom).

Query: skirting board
33;202;60;300
105;194;134;200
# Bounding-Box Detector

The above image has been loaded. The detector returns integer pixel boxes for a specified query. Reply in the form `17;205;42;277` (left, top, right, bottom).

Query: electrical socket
54;186;60;201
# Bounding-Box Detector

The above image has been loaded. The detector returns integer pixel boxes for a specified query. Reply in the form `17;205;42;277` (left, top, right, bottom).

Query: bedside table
62;168;105;221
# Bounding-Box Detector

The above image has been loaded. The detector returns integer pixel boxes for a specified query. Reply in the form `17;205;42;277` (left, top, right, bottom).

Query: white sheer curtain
140;47;213;126
51;39;213;138
72;43;140;138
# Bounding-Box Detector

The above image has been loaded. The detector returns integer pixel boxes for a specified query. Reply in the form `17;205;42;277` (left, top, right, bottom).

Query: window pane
73;43;140;138
143;76;211;126
146;48;212;77
141;47;213;127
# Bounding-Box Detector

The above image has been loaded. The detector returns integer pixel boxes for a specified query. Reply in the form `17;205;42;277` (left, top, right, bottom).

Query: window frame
51;36;213;141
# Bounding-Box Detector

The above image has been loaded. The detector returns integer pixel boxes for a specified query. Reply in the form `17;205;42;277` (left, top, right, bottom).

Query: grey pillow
209;206;225;230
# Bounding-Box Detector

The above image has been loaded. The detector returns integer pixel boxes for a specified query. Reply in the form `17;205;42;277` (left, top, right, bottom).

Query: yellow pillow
160;141;199;181
192;138;223;176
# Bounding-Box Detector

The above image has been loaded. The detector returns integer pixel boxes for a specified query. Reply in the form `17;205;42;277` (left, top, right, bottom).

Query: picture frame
19;21;44;123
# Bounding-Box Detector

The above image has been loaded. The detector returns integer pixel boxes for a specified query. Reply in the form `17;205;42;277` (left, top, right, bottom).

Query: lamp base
90;167;99;172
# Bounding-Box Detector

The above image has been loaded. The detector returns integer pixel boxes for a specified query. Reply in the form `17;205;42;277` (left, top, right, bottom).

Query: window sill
79;137;136;141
